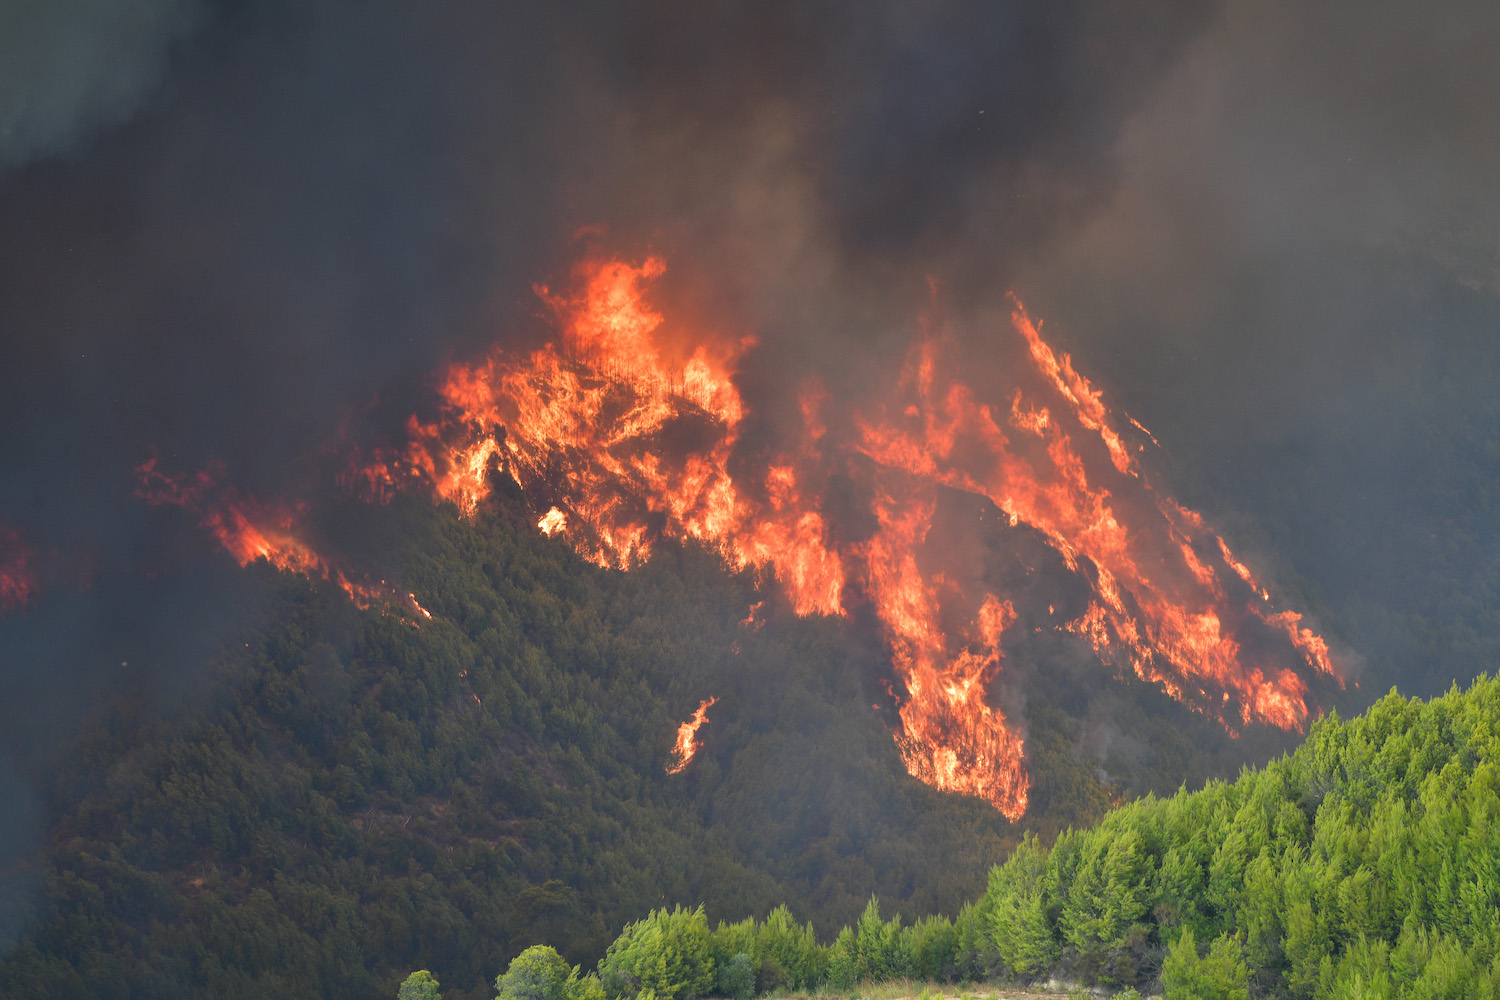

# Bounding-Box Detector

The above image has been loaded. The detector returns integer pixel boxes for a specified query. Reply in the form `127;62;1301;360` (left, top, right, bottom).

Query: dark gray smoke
0;0;1496;916
1010;0;1500;695
0;0;205;171
0;0;1216;725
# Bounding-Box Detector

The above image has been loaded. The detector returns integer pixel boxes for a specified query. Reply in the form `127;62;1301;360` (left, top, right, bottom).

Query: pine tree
399;970;442;1000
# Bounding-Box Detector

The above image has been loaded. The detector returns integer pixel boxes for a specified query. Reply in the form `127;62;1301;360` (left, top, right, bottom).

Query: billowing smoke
0;0;204;171
1010;0;1500;696
0;0;1217;741
0;0;1495;915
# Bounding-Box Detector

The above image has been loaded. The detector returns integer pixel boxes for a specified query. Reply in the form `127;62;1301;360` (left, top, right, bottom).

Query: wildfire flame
136;456;430;622
667;696;718;774
856;310;1341;742
343;253;1343;819
538;507;568;536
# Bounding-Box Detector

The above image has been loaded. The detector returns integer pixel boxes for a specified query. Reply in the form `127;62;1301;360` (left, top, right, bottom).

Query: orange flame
858;307;1341;736
860;491;1028;815
348;253;1341;819
667;696;718;773
362;255;845;614
136;456;425;622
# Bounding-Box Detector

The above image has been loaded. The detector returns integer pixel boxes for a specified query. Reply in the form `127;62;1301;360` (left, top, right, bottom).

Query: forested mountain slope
0;489;1269;1000
975;674;1500;996
476;675;1500;1000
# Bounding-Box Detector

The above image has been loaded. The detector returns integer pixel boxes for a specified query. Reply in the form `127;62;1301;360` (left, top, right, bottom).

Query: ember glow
0;523;38;613
353;254;1339;818
667;696;718;774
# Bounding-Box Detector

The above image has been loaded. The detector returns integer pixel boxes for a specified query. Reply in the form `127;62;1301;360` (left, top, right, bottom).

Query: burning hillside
129;252;1342;820
316;252;1338;820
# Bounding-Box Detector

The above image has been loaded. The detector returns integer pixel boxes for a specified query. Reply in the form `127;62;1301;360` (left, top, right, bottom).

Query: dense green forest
0;487;1277;1000
424;674;1500;1000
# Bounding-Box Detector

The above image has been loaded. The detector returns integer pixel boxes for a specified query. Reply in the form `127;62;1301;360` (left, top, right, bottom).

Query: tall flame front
340;253;1341;820
667;696;719;774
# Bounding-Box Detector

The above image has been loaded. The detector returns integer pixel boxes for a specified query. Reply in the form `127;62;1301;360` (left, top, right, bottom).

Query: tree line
405;675;1500;999
0;493;1317;999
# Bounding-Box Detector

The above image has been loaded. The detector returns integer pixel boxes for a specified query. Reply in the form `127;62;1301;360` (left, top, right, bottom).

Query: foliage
825;927;859;991
853;897;911;983
1159;929;1248;1000
555;673;1500;1000
495;946;575;1000
963;676;1500;995
550;673;1500;998
401;969;443;1000
716;953;754;1000
598;906;716;1000
984;833;1057;979
0;494;1056;1000
755;904;823;990
7;487;1493;1000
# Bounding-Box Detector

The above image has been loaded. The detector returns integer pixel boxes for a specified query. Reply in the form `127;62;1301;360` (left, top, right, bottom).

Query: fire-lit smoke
667;696;718;774
346;253;1342;820
136;455;429;623
0;522;38;613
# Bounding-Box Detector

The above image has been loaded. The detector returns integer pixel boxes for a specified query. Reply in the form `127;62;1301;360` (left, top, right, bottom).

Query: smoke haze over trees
1;0;1498;990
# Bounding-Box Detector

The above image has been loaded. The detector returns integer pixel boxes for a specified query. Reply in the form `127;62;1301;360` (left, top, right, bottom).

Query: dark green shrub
718;953;754;999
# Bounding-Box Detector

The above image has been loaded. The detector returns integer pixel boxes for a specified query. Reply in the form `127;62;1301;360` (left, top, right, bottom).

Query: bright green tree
399;970;442;1000
825;927;858;990
496;946;574;1000
1059;826;1151;983
1160;929;1249;1000
598;906;716;1000
756;904;822;989
854;897;911;982
985;834;1058;978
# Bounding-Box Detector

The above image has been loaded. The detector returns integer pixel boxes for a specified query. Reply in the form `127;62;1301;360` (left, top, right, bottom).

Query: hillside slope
491;675;1500;1000
971;674;1500;996
0;491;1284;1000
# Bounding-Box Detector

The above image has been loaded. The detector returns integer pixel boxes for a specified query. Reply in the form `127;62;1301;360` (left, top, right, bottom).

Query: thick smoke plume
1011;0;1500;696
0;0;1217;754
1;0;1497;930
0;0;204;171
